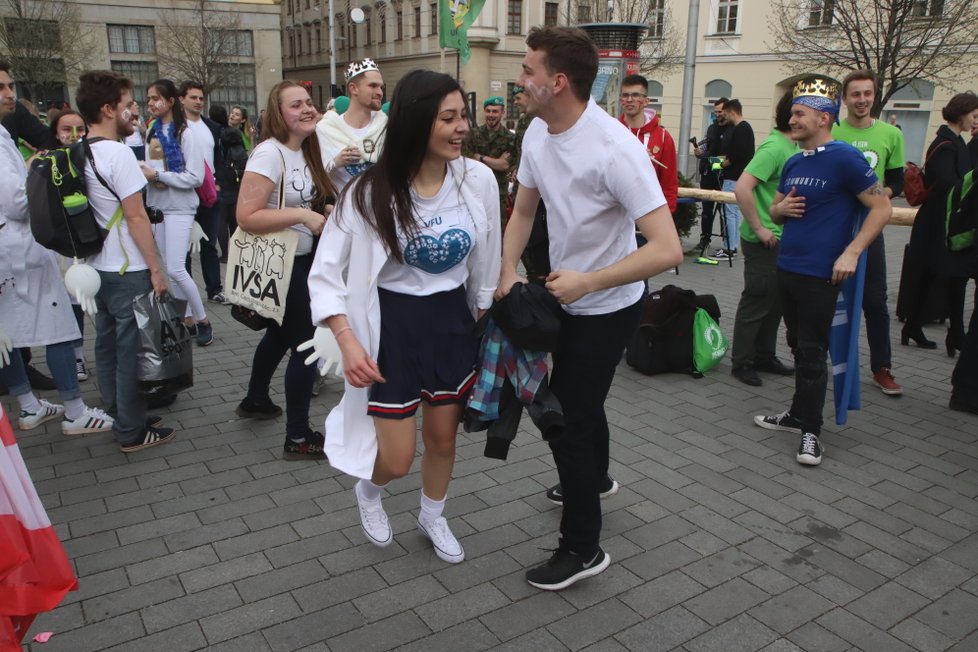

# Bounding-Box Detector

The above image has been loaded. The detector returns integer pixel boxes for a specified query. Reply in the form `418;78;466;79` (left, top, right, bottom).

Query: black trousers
548;297;642;557
862;235;892;372
779;270;840;436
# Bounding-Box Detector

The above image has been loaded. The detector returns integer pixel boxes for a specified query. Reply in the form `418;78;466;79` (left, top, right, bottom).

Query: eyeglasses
620;92;647;100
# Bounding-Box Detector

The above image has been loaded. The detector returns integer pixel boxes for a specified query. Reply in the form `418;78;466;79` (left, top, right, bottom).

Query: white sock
15;392;41;415
64;398;86;421
356;478;386;503
419;492;445;524
74;347;84;361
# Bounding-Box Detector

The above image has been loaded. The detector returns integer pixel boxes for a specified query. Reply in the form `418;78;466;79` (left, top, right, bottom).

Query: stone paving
15;225;978;652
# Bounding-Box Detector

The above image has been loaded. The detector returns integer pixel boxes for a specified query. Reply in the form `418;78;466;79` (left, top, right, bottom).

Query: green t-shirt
739;130;797;243
831;119;905;179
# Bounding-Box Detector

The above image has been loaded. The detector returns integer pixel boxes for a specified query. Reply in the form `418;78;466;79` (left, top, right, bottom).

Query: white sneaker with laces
418;516;465;564
356;491;393;548
18;400;65;430
62;406;114;436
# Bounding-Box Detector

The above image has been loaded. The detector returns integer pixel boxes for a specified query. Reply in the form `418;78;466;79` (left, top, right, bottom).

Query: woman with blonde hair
229;105;256;151
235;80;336;460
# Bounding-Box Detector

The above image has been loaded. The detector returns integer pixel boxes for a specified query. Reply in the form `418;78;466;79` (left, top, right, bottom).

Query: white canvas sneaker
356;490;393;548
418;516;465;564
18;400;65;430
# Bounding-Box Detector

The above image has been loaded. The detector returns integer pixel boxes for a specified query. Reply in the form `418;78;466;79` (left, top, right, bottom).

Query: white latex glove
188;221;209;255
296;327;344;377
0;323;12;368
64;262;101;315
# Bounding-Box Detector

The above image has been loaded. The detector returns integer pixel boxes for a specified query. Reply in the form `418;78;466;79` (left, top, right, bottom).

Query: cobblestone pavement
16;225;978;652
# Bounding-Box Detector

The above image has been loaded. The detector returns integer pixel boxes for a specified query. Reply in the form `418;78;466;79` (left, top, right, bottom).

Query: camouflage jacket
463;123;515;195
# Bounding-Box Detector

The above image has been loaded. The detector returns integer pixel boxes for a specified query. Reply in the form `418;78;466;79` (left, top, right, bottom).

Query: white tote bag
224;160;299;326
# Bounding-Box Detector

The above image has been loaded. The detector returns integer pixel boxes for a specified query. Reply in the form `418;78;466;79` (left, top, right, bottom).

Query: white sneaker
76;358;89;381
18;400;65;430
356;491;393;547
418;516;465;564
62;406;114;436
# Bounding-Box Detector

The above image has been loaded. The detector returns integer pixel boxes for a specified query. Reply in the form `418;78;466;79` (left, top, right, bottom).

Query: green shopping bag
692;308;728;374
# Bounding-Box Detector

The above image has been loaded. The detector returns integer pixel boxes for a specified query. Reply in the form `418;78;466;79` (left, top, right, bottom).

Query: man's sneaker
872;368;903;396
18;400;64;430
709;247;737;260
196;322;214;347
235;397;283;419
208;292;230;305
797;432;823;466
355;490;393;547
120;426;176;453
283;431;326;461
26;364;56;390
546;476;620;506
76;358;89;381
754;409;803;435
418;516;465;564
732;365;762;386
526;547;611;591
62;407;114;436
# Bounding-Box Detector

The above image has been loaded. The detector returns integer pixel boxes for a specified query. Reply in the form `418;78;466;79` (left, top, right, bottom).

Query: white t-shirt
377;167;475;295
246;139;316;255
186;118;215;171
124;130;144;148
85;140;150;272
518;99;667;315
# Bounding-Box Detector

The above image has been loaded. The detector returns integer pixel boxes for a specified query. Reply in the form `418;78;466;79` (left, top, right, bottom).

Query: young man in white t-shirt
497;26;683;590
180;80;227;306
316;58;387;193
76;70;175;453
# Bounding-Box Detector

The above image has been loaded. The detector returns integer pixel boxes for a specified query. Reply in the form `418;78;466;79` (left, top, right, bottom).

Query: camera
146;206;164;224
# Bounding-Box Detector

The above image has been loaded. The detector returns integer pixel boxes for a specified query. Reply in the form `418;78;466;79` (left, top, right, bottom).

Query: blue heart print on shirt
404;228;472;274
344;162;374;177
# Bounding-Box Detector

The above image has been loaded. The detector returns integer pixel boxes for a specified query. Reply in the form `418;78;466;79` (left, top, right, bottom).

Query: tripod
698;190;734;268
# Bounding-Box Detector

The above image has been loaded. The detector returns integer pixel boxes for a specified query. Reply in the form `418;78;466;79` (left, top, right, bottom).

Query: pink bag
196;161;217;208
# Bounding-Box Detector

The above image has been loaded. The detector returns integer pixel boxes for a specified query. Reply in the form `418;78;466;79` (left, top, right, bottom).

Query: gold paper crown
792;77;840;101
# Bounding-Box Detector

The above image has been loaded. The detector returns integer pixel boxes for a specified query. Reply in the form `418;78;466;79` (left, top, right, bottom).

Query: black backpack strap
81;136;123;204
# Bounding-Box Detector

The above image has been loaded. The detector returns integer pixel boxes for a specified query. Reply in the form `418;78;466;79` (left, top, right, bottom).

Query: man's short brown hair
525;26;597;103
842;70;878;98
76;70;133;124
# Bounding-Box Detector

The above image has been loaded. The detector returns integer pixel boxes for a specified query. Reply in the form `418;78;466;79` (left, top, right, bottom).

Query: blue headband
792;95;841;124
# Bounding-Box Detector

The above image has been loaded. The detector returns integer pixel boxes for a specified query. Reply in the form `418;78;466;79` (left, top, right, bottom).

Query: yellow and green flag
439;0;486;64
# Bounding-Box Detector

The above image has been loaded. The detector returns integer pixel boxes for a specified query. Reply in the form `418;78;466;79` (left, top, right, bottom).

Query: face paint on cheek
524;80;552;104
122;109;132;122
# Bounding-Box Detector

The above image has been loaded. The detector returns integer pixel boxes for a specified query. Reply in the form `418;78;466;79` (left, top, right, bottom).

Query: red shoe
873;368;903;396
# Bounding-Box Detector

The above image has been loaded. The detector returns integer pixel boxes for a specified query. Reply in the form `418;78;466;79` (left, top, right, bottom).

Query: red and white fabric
0;404;77;650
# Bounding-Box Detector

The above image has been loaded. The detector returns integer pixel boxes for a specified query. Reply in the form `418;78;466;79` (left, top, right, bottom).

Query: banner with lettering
224;227;299;326
439;0;486;64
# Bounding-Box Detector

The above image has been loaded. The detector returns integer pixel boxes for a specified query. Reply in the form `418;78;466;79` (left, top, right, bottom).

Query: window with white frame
714;0;738;34
209;64;258;117
107;25;155;54
911;0;943;17
649;0;666;37
544;2;559;26
807;0;834;26
507;0;521;34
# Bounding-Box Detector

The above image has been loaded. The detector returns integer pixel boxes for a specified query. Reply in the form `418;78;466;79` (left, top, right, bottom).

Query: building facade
1;0;283;118
282;0;976;171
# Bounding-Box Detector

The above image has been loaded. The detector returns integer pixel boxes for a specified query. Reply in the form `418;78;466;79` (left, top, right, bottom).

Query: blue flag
829;240;867;425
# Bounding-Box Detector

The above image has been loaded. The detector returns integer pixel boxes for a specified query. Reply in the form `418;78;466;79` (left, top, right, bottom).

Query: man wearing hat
463;95;515;221
317;58;387;193
754;76;891;467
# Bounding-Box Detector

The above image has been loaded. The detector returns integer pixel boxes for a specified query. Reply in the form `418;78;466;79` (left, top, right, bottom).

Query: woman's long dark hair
147;79;187;139
348;69;464;262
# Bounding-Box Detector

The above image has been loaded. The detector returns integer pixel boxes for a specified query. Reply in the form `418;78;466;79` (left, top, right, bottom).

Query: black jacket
1;101;57;149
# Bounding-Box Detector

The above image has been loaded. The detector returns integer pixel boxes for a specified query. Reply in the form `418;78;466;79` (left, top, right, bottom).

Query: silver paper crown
345;58;380;83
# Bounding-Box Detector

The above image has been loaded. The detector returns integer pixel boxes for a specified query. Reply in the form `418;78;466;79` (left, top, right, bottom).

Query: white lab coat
308;157;501;479
0;126;81;347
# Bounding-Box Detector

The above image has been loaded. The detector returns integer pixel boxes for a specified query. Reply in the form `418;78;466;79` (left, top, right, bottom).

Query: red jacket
620;111;678;213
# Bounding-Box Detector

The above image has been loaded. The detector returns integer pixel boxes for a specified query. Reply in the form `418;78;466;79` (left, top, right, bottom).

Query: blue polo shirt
777;141;877;279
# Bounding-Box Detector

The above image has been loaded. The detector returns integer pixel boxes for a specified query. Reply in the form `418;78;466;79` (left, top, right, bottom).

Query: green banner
439;0;486;64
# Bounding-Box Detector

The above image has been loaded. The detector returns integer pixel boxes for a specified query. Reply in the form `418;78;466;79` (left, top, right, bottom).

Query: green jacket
463;123;515;197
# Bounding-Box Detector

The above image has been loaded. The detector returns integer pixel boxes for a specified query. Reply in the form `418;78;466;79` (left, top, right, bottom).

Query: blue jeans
187;202;223;298
95;270;151;444
0;341;80;401
722;179;741;251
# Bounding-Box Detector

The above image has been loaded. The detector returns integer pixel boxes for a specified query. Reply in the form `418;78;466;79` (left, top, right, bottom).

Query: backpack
904;141;949;207
946;169;976;252
221;127;249;185
625;285;723;378
27;137;119;259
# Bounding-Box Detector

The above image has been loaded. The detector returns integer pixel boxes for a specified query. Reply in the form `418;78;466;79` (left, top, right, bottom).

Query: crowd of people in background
1;21;977;592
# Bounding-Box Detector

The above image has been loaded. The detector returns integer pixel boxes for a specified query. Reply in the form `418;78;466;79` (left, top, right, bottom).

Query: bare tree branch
768;0;978;115
0;0;97;100
155;0;245;94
